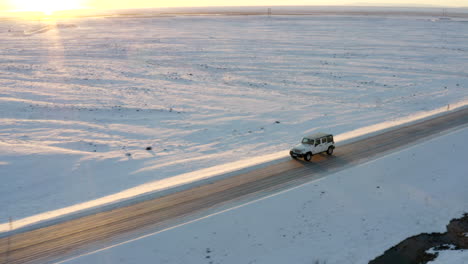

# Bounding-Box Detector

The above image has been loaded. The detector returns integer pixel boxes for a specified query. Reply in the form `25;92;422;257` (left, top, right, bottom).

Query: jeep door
318;137;327;152
312;139;321;154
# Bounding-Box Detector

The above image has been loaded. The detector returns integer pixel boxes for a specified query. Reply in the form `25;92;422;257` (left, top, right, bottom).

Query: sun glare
9;0;84;15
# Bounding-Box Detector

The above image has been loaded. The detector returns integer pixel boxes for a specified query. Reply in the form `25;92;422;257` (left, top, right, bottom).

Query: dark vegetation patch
369;213;468;264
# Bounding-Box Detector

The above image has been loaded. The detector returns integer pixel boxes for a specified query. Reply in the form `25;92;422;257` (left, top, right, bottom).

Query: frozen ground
1;13;468;227
62;124;468;264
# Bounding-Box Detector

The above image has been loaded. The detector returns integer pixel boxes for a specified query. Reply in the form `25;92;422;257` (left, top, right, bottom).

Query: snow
427;250;468;264
1;12;468;232
62;122;468;264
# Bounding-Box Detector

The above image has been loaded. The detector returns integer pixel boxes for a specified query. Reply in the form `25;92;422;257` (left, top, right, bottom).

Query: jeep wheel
304;152;312;161
326;147;334;155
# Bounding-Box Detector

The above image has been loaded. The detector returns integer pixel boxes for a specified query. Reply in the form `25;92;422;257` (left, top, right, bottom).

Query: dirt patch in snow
369;213;468;264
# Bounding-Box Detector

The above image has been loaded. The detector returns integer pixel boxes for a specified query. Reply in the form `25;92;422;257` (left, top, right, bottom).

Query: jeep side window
327;136;333;143
321;138;327;144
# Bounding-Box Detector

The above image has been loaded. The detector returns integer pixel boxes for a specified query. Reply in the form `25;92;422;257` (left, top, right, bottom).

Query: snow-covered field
1;12;468;228
63;124;468;264
428;249;468;264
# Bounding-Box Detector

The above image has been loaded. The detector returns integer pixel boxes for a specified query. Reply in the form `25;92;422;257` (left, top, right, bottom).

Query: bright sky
0;0;466;14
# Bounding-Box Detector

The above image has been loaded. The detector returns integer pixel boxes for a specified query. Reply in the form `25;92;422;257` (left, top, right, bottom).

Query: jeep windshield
301;138;314;144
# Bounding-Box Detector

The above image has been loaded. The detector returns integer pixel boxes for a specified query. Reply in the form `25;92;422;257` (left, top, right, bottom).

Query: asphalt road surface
1;107;468;264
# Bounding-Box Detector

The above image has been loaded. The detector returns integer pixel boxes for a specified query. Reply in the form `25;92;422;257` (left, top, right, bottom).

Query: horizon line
2;4;468;19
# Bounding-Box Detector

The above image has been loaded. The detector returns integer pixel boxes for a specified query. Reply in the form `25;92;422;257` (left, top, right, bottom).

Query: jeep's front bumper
290;151;305;158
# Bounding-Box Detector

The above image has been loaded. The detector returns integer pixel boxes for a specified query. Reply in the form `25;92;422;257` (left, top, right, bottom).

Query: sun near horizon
5;0;85;16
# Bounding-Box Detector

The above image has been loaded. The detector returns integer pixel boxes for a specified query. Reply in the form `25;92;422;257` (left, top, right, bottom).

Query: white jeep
290;133;335;161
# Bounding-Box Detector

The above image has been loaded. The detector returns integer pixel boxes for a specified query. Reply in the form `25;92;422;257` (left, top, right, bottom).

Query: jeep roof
304;132;332;140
